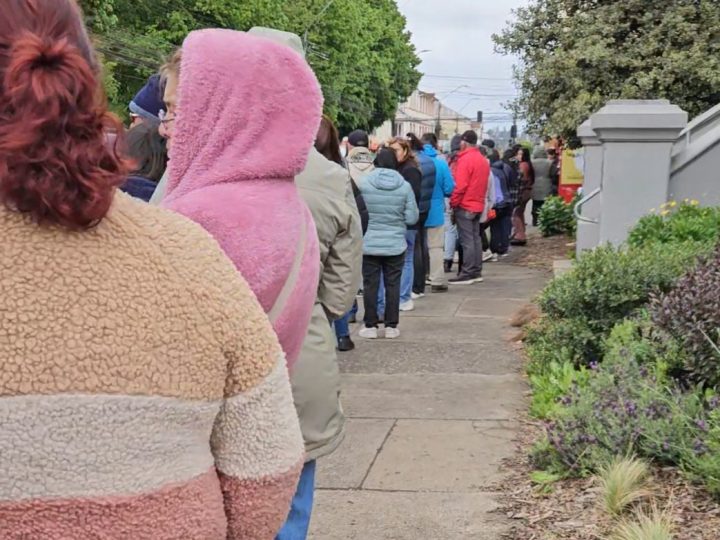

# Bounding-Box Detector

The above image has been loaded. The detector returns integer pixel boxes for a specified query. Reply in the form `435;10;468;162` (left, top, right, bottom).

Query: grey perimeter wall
576;100;720;255
670;103;720;206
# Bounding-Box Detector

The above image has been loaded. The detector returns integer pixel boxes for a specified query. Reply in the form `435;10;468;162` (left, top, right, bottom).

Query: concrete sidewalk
308;261;549;540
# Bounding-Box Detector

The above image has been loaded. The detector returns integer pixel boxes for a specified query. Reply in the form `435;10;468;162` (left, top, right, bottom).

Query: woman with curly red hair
0;1;303;538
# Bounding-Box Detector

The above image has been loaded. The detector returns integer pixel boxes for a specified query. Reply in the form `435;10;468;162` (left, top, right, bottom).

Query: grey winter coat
531;157;554;201
359;167;419;256
293;148;364;461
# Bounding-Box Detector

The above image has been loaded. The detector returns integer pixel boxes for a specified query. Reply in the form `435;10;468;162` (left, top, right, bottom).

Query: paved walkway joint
309;262;548;540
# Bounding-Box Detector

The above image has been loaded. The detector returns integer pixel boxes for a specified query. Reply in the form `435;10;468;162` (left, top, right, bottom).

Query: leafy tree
78;0;420;132
493;0;720;143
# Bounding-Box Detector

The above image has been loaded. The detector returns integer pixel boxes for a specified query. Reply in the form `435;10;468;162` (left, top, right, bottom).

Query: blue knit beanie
129;75;164;122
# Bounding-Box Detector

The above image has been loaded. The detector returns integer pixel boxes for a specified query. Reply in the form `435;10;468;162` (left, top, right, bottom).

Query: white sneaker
359;327;378;339
482;250;494;262
411;292;425;300
474;276;484;283
399;300;415;311
385;327;401;339
490;253;499;262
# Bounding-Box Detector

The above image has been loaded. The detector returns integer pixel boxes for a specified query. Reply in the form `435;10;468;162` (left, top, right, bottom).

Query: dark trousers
532;199;545;227
363;253;405;328
455;210;482;279
413;226;429;294
490;205;513;255
480;223;490;252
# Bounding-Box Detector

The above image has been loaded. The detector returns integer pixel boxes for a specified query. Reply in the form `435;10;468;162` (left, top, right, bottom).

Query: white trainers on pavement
482;250;494;262
399;300;415;311
411;292;425;300
358;327;378;339
385;327;401;339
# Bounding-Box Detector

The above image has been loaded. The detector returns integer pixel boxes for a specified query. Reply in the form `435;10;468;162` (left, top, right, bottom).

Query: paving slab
456;297;528;319
309;490;510;540
338;341;519;375
396;295;464;318
341;373;527;420
363;420;517;491
316;419;395;489
360;316;513;344
311;262;547;537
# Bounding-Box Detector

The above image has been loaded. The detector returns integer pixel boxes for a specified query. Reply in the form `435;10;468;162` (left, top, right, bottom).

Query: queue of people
0;2;545;538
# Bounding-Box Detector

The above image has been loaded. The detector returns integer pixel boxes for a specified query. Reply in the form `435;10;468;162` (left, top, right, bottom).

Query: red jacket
449;147;490;213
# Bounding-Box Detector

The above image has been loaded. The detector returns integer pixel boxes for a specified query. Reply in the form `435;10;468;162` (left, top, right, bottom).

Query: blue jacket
490;160;514;209
359;168;419;256
422;145;455;227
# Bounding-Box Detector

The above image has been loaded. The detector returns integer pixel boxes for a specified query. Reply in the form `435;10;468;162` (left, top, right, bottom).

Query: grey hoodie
346;146;375;184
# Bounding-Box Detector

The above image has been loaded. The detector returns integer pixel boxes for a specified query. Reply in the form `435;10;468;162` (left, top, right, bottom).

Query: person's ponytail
0;21;127;229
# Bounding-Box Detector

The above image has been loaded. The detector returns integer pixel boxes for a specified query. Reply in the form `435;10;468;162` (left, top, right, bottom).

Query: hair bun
9;33;71;73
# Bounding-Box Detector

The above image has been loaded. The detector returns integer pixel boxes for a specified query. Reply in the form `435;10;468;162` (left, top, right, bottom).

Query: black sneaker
337;336;355;351
431;285;449;293
449;275;481;285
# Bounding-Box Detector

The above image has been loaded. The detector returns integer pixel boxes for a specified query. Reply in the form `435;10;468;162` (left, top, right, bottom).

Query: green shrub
681;408;720;497
628;201;720;248
538;195;577;237
528;360;590;419
526;317;597;373
538;352;702;476
535;340;720;497
604;315;692;380
527;242;709;370
651;245;720;387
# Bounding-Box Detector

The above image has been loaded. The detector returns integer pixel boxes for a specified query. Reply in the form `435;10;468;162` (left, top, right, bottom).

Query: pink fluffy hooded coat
162;29;322;369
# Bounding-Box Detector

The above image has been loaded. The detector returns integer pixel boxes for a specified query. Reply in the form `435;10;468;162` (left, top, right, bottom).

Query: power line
422;74;514;81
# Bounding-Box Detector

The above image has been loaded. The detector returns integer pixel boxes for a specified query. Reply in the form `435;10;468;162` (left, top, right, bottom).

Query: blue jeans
333;301;357;339
275;460;316;540
444;207;457;261
377;230;416;314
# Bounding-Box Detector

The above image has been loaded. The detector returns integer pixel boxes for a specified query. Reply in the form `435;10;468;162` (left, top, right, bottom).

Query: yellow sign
560;148;584;186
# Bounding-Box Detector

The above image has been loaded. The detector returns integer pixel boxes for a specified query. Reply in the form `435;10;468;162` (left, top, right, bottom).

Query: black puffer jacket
399;157;436;229
351;179;369;234
416;152;437;227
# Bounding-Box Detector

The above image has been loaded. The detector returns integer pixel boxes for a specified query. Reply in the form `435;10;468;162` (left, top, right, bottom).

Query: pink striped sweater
162;29;323;370
0;195;304;539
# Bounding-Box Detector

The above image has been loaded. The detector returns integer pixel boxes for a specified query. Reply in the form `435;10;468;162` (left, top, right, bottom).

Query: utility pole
302;0;336;51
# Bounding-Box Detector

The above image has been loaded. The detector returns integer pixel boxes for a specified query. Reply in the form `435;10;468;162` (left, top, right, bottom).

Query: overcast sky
397;0;529;129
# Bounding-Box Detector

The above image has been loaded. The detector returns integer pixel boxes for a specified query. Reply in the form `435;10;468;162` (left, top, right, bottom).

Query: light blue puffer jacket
359;168;419;256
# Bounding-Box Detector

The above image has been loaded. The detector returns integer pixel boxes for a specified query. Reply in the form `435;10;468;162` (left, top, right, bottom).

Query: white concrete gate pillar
590;100;687;246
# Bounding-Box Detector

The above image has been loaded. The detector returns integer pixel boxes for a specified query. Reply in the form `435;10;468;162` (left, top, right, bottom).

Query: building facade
371;90;480;146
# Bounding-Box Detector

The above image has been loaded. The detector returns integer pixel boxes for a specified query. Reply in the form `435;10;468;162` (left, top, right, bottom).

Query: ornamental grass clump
598;456;653;517
611;505;674;540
